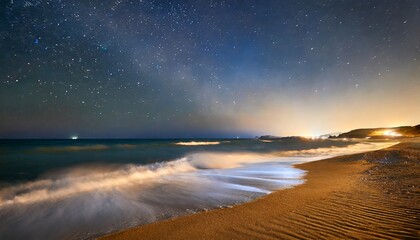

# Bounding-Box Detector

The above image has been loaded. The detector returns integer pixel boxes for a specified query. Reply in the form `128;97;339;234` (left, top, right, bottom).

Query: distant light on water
70;136;78;140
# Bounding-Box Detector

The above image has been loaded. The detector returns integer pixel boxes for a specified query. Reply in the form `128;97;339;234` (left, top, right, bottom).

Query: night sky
0;0;419;138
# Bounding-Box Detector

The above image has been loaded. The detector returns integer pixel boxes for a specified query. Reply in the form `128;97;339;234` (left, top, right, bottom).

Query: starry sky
0;0;419;138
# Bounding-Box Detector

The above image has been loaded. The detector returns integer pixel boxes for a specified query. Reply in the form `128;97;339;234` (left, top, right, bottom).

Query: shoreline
101;141;419;239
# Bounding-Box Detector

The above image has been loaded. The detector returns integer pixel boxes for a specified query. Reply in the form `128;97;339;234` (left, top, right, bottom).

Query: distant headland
259;124;420;140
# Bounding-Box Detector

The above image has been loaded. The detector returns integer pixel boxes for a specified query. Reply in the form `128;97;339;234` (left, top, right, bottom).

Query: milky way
0;0;419;138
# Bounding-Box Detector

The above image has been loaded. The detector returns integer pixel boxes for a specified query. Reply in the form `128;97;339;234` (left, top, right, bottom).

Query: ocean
0;138;396;239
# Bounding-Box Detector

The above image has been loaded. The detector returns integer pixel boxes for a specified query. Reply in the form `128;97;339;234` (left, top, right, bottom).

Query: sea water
0;138;396;239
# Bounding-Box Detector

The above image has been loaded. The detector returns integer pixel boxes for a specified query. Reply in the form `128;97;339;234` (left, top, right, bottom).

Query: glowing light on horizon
370;129;402;137
302;136;320;140
302;135;330;140
71;136;78;140
381;130;402;137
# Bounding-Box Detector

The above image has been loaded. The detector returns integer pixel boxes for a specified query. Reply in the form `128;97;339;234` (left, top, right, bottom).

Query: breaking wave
174;141;221;146
0;159;194;206
278;141;398;158
36;144;110;152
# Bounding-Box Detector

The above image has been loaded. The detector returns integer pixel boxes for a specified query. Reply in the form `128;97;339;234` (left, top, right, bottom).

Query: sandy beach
101;140;420;240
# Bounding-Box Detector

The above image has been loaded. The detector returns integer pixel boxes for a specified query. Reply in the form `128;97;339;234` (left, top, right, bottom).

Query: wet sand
101;141;420;240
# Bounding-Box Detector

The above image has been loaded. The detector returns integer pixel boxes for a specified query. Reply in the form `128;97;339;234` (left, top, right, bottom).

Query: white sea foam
278;141;398;159
0;159;194;206
0;153;282;206
174;141;221;146
189;152;281;169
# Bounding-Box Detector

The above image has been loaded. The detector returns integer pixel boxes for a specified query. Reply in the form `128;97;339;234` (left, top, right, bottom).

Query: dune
101;140;420;240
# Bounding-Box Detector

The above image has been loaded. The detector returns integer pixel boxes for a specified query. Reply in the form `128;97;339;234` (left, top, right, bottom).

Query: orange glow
371;129;402;137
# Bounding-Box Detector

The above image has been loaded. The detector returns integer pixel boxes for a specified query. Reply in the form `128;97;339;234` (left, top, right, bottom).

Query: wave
0;153;285;207
115;144;138;149
278;141;398;158
0;153;306;239
174;141;221;146
0;159;194;206
36;144;110;152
